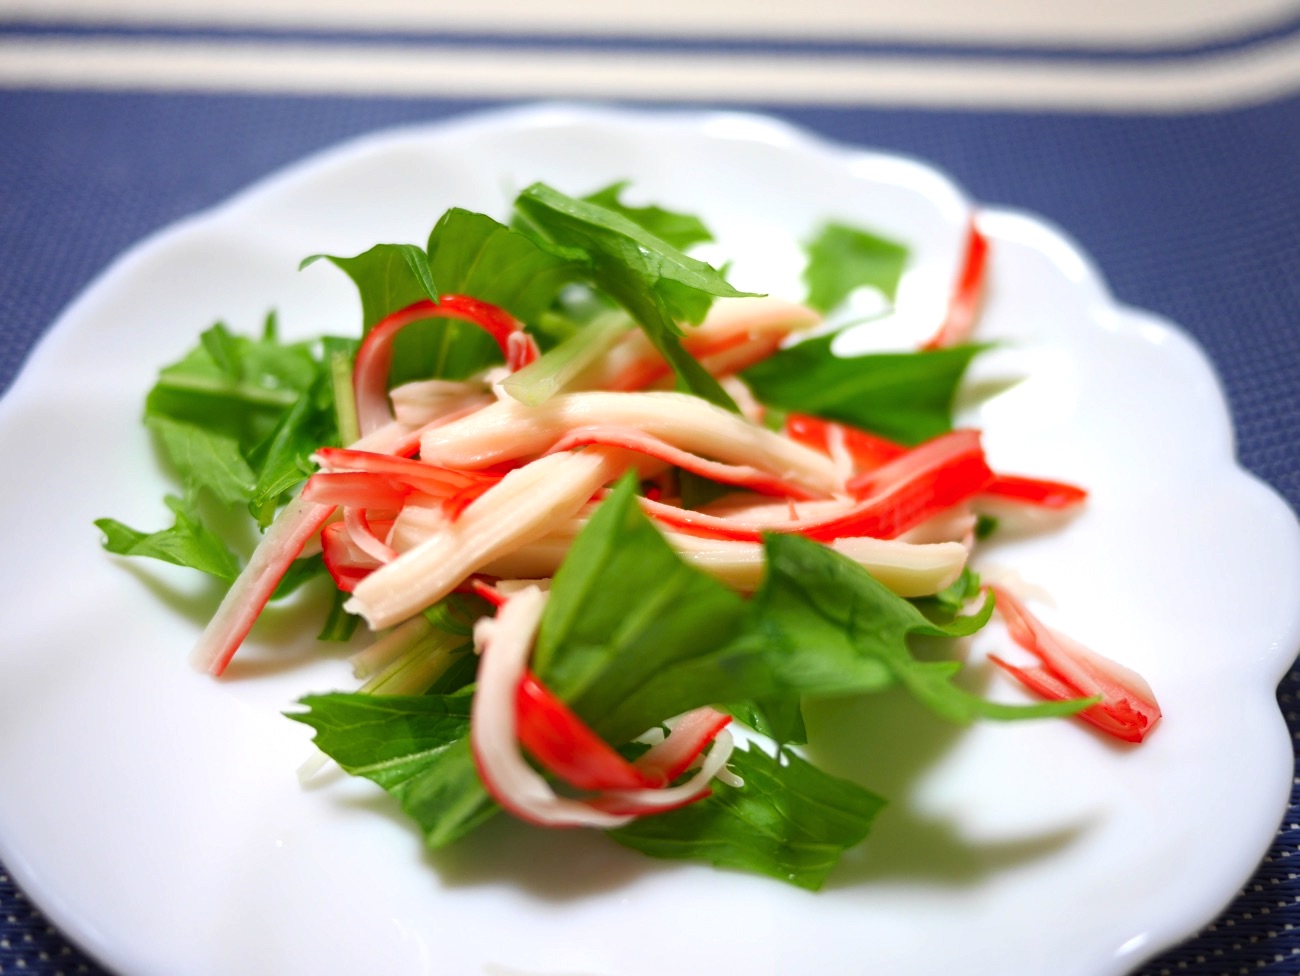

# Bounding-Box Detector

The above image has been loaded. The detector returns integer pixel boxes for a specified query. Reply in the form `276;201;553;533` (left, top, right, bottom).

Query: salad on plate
96;176;1160;890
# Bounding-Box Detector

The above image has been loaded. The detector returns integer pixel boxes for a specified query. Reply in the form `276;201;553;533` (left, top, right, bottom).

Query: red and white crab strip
419;390;841;498
639;428;994;542
989;585;1161;743
353;295;539;436
922;217;990;351
378;507;969;597
575;296;822;392
471;585;735;827
344;447;635;630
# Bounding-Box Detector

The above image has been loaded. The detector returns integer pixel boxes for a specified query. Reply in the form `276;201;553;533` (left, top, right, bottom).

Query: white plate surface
1;104;1298;976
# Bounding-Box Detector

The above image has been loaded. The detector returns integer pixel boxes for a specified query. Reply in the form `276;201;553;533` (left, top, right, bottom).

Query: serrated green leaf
803;221;908;312
742;340;985;445
610;744;884;890
95;495;240;580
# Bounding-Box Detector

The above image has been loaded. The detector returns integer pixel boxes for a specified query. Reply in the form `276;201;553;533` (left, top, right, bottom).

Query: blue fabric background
1;90;1297;975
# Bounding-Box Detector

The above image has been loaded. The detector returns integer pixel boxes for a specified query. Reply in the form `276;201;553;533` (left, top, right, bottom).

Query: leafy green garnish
291;691;495;848
610;745;885;891
803;221;909;313
99;317;343;579
426;208;581;326
301;243;438;330
512;182;753;411
581;182;715;252
742;340;985;445
95;495;241;581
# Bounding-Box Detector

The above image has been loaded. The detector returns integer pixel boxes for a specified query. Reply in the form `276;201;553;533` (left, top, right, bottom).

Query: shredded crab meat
388;379;493;428
471;586;734;827
547;424;826;500
469;587;632;828
386;507;968;596
419;390;841;496
345;448;633;630
576;296;821;392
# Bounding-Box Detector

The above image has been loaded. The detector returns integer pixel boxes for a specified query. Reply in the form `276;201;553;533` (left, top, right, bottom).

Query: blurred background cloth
1;2;1298;974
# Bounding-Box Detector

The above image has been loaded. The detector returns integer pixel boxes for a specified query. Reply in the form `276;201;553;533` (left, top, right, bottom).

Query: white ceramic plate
1;104;1298;976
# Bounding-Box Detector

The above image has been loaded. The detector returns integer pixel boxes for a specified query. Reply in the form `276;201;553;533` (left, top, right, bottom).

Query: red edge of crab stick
353;295;539;436
787;414;1088;512
988;585;1161;743
922;217;989;351
515;673;665;792
642;428;994;542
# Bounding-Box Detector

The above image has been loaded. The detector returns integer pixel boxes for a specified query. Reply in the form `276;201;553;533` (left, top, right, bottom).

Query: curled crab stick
190;401;511;676
471;586;635;828
387;379;493;428
488;527;967;596
631;707;735;784
982;475;1087;510
988;585;1161;743
320;520;382;593
515;672;665;792
420;390;840;497
354;295;538;437
785;413;906;473
345;448;633;630
473;586;735;826
188;417;429;676
383;504;968;596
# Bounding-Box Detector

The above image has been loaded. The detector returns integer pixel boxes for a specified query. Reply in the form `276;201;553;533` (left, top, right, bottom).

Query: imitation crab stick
922;218;989;351
577;296;822;392
471;586;735;827
345;447;634;630
639;429;994;542
419;390;841;497
989;586;1161;743
354;295;538;436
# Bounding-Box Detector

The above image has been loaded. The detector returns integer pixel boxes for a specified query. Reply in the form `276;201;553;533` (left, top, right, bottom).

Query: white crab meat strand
188;419;424;675
898;505;978;548
420;390;840;497
599;727;737;811
344;447;631;630
389;508;967;597
387;378;493;428
574;296;822;391
470;585;634;829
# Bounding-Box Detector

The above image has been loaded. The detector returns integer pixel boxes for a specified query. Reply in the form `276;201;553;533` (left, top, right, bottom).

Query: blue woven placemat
0;90;1297;975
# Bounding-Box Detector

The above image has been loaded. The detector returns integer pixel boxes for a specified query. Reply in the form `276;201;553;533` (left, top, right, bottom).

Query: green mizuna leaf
303;242;503;386
513;182;752;411
742;339;985;445
426;208;581;324
753;534;1082;723
803;221;908;313
610;744;885;890
301;243;438;329
532;476;753;745
145;324;318;449
95;495;241;581
581;182;714;252
288;691;495;849
144;415;255;508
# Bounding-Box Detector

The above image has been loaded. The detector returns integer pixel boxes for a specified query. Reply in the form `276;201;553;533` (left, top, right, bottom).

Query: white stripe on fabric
0;0;1295;48
0;34;1297;110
